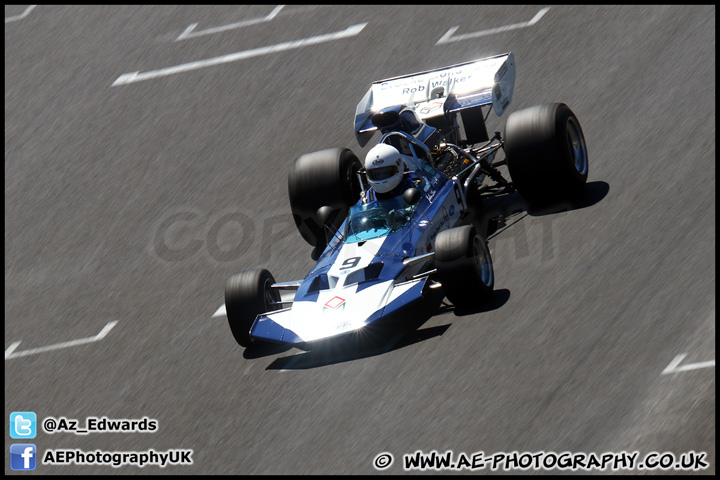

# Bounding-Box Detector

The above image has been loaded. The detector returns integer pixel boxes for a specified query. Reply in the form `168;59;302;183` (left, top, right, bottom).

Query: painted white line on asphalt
113;22;368;86
5;321;118;360
662;353;715;375
177;5;285;41
5;5;36;23
436;7;550;45
212;304;226;318
5;342;22;358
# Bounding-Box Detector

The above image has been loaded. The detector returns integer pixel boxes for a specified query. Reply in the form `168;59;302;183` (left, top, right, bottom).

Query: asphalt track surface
5;5;715;475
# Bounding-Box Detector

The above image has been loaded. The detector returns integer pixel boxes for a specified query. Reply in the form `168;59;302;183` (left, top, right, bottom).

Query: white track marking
5;321;118;360
112;22;367;86
5;5;36;23
436;7;550;45
177;5;284;41
662;353;715;375
5;342;22;358
212;304;226;318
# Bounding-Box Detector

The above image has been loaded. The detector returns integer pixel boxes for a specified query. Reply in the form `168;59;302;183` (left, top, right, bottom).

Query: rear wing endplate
354;53;515;146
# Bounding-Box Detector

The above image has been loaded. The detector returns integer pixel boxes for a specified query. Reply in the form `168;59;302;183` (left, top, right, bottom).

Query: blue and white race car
226;52;589;349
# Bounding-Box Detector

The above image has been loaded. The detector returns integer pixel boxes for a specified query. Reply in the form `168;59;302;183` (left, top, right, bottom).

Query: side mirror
403;188;422;206
316;206;335;226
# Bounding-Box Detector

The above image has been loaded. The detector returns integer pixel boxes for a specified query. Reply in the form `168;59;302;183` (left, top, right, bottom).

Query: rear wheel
504;103;588;204
288;148;362;252
434;225;494;307
225;269;280;347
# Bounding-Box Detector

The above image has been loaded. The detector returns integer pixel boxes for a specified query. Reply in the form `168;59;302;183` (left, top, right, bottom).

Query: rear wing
354;52;515;146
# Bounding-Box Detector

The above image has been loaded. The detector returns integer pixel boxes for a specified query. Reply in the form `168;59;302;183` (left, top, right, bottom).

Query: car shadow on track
439;288;511;317
473;180;610;237
260;287;509;370
526;180;609;217
264;324;452;370
261;294;446;369
242;342;294;359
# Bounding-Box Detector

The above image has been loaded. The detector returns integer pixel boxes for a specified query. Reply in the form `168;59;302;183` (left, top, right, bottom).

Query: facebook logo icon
10;412;37;439
10;444;37;471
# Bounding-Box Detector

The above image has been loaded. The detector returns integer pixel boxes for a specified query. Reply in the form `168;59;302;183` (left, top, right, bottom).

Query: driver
363;143;421;202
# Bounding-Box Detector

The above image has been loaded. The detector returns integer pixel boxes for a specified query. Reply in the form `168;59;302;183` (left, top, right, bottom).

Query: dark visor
367;165;398;181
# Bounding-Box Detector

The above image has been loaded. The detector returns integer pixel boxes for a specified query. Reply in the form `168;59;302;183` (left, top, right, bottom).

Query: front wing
250;277;428;346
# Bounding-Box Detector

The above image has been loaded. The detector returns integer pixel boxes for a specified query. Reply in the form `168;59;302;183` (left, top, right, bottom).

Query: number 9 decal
341;257;361;269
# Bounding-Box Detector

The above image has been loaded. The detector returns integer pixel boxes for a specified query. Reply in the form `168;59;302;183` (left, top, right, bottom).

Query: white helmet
365;144;404;194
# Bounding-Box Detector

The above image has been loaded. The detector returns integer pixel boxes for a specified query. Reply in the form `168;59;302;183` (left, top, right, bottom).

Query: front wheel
288;148;362;250
225;269;280;347
434;225;494;308
504;103;588;204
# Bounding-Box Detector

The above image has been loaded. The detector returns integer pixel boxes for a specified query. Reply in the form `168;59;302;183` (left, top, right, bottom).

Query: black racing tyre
434;225;494;307
504;103;588;204
288;148;362;248
225;269;280;347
